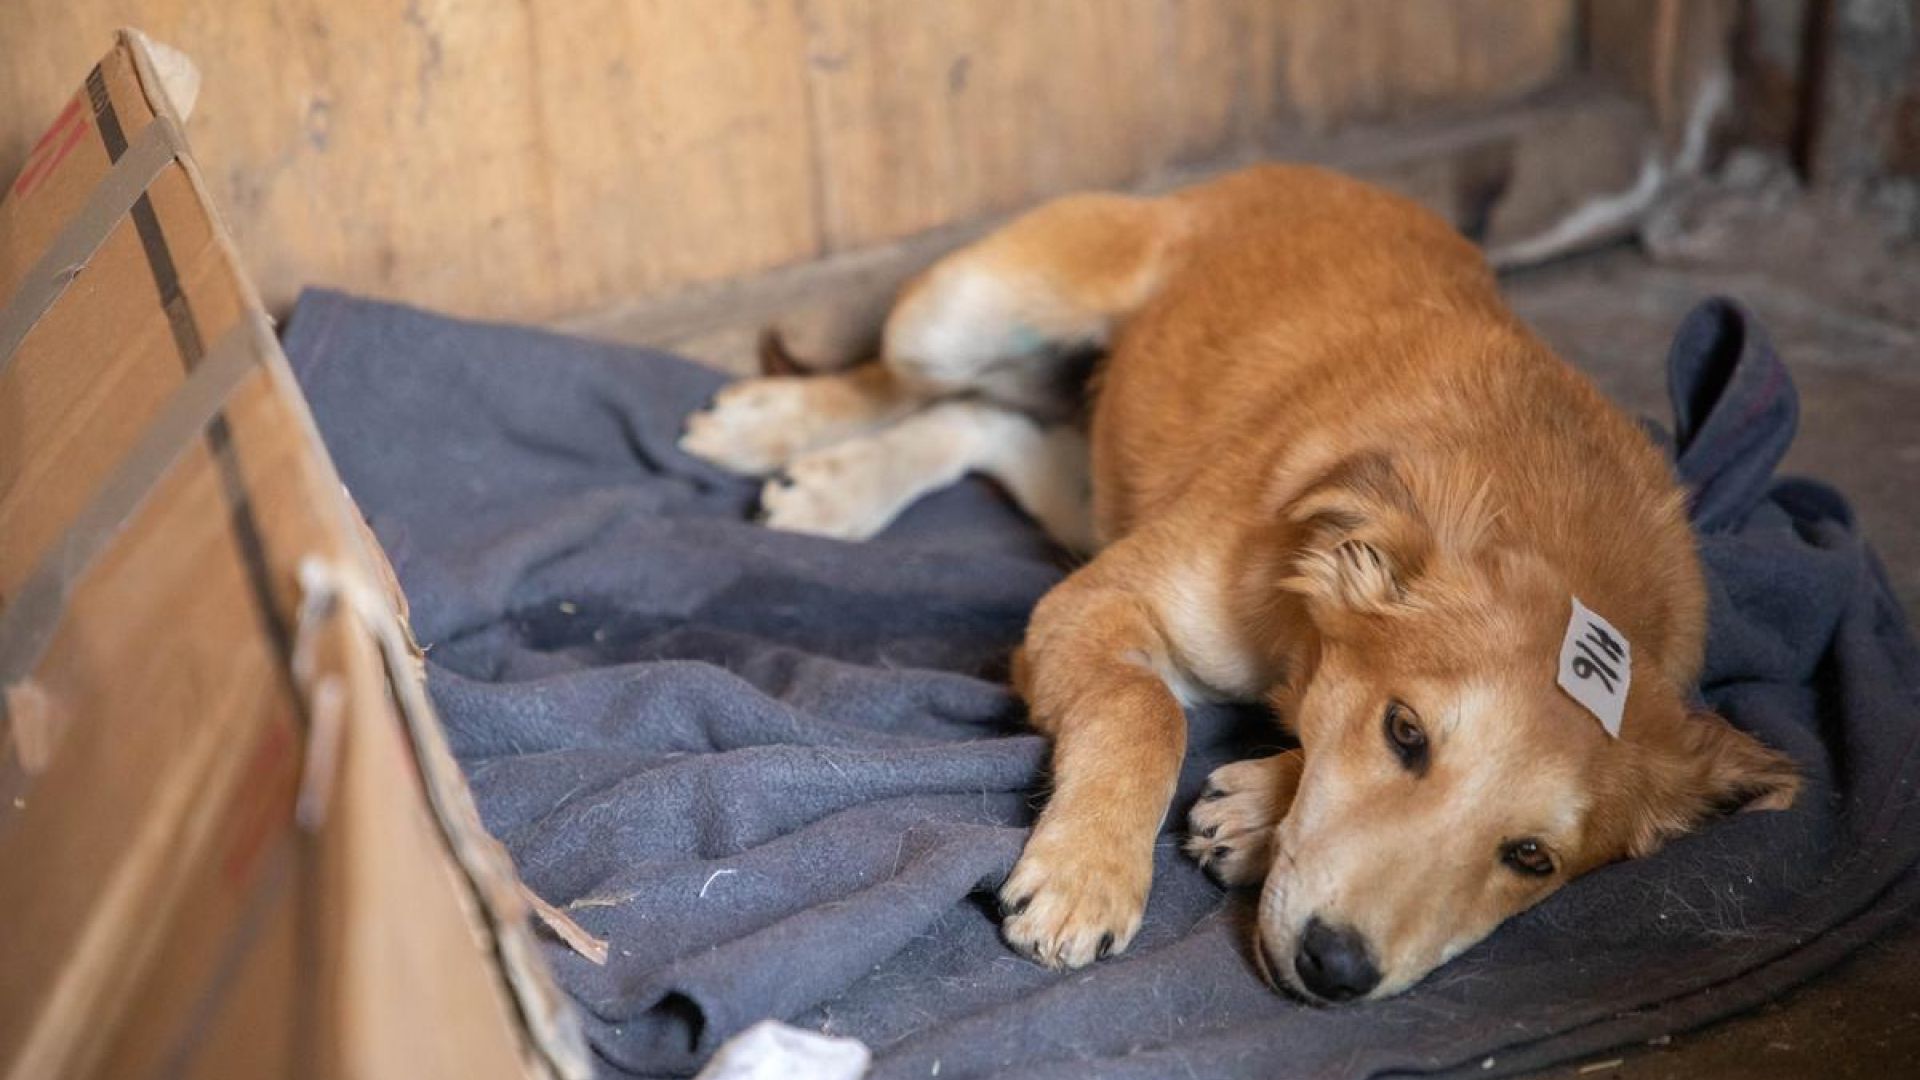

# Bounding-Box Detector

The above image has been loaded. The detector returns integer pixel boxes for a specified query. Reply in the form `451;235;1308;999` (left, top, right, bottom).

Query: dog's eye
1501;839;1555;877
1383;701;1427;772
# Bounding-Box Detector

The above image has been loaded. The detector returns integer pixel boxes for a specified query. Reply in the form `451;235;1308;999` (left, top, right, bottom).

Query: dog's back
1084;165;1706;686
1089;166;1503;533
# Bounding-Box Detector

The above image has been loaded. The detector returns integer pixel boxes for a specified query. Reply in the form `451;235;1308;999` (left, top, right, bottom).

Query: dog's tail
881;193;1179;414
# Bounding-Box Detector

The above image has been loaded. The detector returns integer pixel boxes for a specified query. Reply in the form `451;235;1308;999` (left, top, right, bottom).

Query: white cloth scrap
695;1020;871;1080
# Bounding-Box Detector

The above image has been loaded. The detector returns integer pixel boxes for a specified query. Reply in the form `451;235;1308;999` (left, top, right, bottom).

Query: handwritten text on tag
1558;596;1631;737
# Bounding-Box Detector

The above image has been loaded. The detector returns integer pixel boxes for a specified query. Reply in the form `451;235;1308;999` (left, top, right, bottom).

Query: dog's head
1255;454;1799;1003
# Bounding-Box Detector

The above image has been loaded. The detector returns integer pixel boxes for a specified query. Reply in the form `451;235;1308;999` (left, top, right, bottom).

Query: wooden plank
1585;0;1740;151
803;0;1576;251
2;1;1583;322
524;0;820;307
1807;0;1920;186
1279;0;1575;129
0;1;819;323
563;89;1652;376
802;0;1155;250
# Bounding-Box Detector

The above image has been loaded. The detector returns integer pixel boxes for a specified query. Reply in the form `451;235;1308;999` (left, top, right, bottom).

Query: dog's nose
1293;917;1381;1002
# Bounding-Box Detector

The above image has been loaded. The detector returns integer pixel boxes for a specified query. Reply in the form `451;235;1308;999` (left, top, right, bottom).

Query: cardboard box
0;32;588;1080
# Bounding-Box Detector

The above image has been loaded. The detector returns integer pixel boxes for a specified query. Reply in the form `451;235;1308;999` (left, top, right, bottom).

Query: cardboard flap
0;31;587;1080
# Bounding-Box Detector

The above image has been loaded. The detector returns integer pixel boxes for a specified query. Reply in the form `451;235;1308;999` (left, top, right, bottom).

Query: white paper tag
1558;596;1631;737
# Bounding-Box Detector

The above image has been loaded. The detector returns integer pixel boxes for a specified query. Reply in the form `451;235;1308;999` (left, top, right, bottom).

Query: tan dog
679;165;1801;1002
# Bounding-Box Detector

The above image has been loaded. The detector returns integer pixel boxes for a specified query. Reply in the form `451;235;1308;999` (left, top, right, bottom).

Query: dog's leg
1185;752;1305;887
976;418;1093;552
997;549;1196;968
680;363;924;475
687;193;1171;483
760;399;1093;549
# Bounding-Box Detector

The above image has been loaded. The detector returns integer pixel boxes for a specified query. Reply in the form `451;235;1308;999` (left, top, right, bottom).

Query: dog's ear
1281;453;1433;616
1609;706;1802;858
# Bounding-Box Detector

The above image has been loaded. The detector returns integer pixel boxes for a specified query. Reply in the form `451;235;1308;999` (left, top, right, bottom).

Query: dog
679;165;1801;1003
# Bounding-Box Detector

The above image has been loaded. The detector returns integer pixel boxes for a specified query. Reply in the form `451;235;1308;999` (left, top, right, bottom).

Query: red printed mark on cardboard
222;717;298;888
12;95;90;200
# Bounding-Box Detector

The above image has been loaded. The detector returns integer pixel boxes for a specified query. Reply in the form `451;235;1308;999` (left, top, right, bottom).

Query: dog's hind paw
1185;752;1304;887
998;827;1151;970
678;378;810;474
679;376;831;475
681;366;919;477
758;437;906;541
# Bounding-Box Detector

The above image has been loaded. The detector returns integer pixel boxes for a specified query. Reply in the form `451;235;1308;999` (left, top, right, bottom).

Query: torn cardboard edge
114;28;595;1080
125;28;200;123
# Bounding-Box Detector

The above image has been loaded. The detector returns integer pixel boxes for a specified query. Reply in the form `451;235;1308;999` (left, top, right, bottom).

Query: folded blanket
285;290;1920;1079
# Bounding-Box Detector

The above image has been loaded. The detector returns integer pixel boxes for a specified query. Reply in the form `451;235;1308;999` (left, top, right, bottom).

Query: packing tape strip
0;116;187;378
0;317;263;794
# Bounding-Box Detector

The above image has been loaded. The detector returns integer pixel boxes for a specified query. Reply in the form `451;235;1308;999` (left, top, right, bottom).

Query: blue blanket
285;290;1920;1079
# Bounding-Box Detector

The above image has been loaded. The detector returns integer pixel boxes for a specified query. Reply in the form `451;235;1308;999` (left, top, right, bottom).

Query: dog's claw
1097;932;1115;959
1200;843;1234;887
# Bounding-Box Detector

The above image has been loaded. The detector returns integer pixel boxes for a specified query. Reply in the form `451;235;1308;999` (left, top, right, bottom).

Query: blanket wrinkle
286;289;1920;1080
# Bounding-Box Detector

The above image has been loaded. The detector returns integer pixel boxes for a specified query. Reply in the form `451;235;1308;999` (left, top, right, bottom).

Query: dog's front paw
679;377;831;475
998;827;1151;969
1184;753;1302;887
